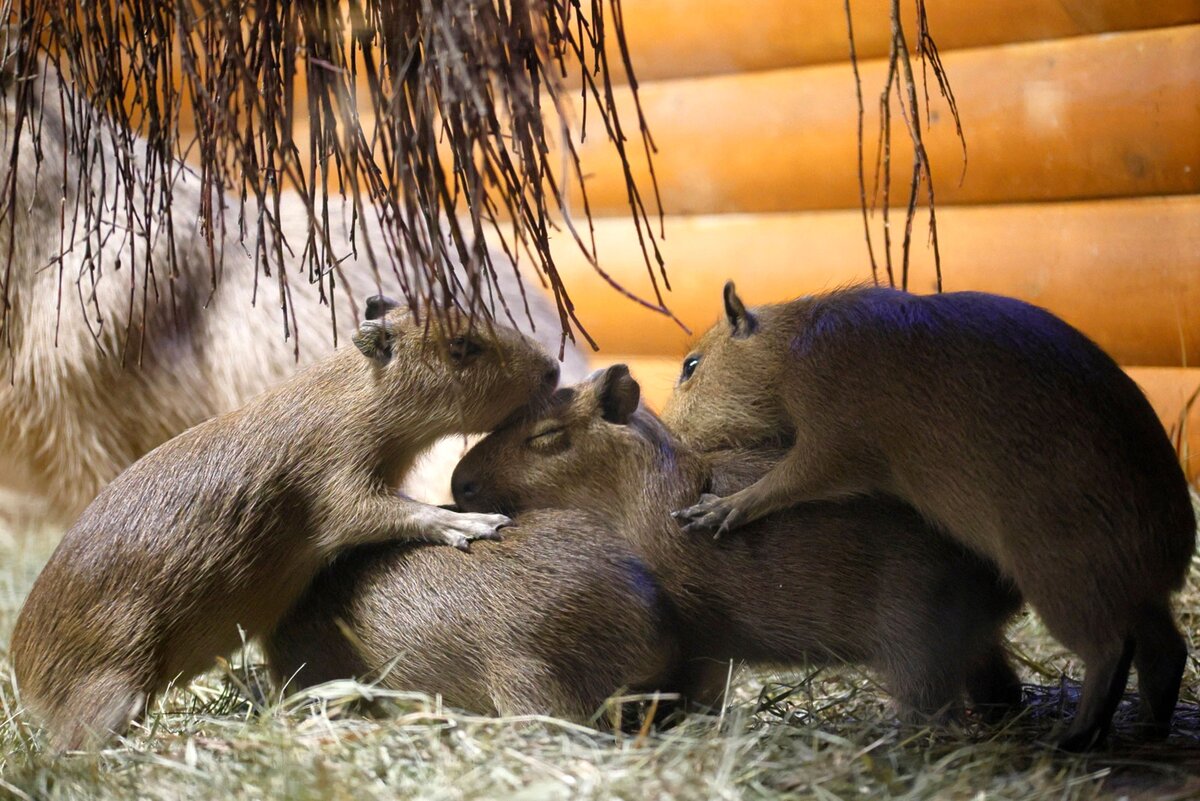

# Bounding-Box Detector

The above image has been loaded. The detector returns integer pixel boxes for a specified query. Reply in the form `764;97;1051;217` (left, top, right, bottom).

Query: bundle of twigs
2;0;960;353
845;0;964;292
1;0;666;348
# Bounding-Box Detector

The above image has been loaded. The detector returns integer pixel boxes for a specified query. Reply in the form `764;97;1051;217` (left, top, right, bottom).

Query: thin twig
844;0;964;291
842;0;878;285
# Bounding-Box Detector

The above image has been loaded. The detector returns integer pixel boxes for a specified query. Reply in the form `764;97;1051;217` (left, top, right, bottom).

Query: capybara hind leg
488;662;592;723
966;643;1023;725
52;679;146;751
1057;638;1134;753
1132;604;1187;741
1008;550;1132;751
675;658;735;712
887;662;964;727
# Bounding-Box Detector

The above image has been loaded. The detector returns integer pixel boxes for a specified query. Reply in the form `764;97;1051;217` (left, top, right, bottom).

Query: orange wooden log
1130;368;1200;488
549;196;1200;367
563;26;1200;215
579;0;1200;83
615;355;1200;487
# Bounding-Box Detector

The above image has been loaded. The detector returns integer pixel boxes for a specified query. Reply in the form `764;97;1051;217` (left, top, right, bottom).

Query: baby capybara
12;298;557;749
450;367;1023;726
665;283;1196;751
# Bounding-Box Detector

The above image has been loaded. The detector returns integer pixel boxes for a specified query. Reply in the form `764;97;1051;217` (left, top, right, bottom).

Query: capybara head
661;281;792;452
353;295;560;434
452;364;674;516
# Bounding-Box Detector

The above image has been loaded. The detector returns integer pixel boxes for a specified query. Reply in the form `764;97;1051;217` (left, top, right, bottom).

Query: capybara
450;366;1023;727
665;283;1196;750
11;299;558;749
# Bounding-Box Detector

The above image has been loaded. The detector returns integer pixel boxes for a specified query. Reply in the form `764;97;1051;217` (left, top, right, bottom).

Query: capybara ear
364;294;401;321
353;319;393;365
595;364;641;424
723;280;758;339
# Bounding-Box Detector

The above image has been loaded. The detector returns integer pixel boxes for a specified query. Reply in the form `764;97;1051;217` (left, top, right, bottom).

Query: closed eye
525;426;566;448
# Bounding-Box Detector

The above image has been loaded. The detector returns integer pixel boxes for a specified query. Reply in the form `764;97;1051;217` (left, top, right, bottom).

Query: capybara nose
543;363;560;389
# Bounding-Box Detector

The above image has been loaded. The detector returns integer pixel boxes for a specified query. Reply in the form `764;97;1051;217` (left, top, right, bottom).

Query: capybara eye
680;355;701;382
448;336;484;364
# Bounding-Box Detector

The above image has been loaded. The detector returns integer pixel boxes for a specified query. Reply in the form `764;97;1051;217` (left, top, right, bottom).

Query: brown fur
663;283;1197;751
266;512;677;723
448;367;1024;725
10;304;558;750
0;47;587;523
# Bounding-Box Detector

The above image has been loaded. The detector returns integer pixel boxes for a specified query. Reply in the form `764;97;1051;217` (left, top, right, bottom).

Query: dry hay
2;503;1199;801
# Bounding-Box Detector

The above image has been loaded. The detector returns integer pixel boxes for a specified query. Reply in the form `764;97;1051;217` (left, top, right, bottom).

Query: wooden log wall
546;2;1200;484
563;26;1200;213
579;0;1200;83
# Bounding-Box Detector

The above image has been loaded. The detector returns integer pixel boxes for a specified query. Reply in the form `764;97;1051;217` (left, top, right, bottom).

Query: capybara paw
671;493;746;539
434;512;511;551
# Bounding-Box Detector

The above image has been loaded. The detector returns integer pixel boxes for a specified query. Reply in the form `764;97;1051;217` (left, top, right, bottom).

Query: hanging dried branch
842;0;878;287
844;0;966;291
0;0;668;356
